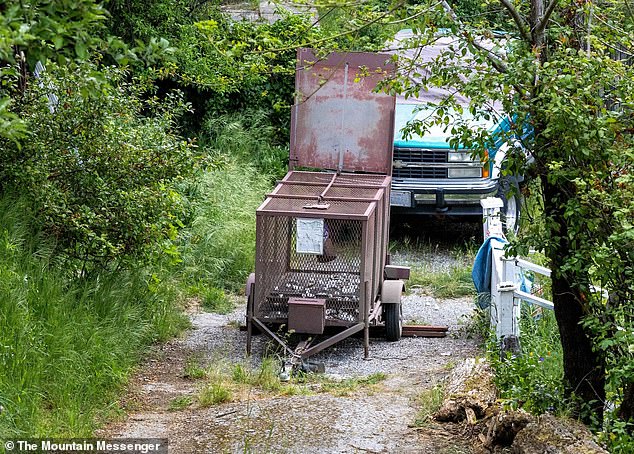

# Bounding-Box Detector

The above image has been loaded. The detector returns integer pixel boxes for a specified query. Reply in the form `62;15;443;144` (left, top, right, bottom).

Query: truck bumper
390;178;499;216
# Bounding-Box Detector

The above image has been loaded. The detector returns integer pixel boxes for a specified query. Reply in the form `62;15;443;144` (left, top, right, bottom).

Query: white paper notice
296;218;324;255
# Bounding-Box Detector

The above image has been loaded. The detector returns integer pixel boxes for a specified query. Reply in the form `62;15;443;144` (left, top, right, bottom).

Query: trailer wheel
384;303;402;341
382;280;404;342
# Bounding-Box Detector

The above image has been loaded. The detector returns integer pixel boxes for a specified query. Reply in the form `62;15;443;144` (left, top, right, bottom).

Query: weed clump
414;384;445;427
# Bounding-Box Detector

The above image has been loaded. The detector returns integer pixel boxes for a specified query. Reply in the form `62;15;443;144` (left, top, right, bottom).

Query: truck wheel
499;181;522;236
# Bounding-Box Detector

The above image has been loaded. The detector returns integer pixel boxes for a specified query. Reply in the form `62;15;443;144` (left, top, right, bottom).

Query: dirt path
100;279;479;453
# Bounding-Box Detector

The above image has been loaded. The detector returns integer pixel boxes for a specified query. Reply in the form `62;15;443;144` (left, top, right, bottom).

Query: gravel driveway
101;287;479;453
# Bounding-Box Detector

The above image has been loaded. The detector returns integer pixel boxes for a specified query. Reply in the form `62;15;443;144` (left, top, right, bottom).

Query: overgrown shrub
0;63;196;270
0;197;188;436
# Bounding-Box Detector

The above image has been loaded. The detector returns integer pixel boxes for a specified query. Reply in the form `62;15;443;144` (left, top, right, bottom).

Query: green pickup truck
389;32;522;234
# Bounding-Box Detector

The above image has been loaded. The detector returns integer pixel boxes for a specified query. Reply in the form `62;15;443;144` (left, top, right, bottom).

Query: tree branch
439;1;507;72
470;40;509;73
625;0;634;19
439;0;532;97
534;0;559;36
498;0;531;43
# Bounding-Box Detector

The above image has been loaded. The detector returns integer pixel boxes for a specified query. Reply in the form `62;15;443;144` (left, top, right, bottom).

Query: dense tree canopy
385;0;634;442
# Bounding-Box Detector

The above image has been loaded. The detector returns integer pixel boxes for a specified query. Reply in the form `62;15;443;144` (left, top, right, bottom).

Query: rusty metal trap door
290;49;396;174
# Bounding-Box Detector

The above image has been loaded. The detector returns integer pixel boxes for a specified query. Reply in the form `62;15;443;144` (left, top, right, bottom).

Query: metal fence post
480;197;505;241
481;197;521;353
490;245;503;332
497;281;520;353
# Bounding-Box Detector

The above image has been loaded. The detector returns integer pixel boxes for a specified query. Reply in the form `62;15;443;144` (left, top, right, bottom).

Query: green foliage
168;395;193;411
198;383;233;406
201;110;289;179
105;0;207;43
183;355;208;380
319;372;388;397
177;160;271;293
317;2;399;52
0;197;188;437
0;0;114;143
599;418;634;454
0;0;108;67
489;307;566;415
0;63;195;269
414;384;445;427
408;264;474;298
173;12;323;141
395;240;476;298
201;287;233;314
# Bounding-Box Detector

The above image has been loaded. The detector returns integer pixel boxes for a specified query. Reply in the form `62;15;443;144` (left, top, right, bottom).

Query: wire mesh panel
255;216;365;324
255;170;391;330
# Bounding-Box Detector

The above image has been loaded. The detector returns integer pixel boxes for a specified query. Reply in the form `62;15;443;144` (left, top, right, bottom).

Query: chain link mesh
256;217;364;323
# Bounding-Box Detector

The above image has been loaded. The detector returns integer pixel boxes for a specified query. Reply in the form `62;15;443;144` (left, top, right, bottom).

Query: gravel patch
180;289;477;378
102;242;482;453
391;247;471;272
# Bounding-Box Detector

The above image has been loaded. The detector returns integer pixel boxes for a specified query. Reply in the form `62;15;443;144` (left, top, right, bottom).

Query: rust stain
291;49;396;174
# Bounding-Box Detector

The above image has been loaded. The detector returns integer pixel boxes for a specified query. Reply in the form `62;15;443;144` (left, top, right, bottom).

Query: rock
511;414;608;454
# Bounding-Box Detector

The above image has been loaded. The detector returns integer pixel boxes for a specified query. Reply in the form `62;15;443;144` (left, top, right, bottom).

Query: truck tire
499;180;522;236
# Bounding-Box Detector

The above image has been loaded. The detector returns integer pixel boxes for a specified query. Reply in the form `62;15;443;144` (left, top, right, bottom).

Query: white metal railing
480;197;609;349
480;197;554;346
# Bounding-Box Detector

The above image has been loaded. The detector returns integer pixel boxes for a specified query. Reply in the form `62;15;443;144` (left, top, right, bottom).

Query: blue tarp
472;236;507;308
472;236;532;309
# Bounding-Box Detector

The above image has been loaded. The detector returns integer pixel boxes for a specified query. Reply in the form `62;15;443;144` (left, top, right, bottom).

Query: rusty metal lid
290;49;396;175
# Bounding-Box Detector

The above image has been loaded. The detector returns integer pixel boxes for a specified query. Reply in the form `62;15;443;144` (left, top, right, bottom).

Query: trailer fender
384;264;410;281
381;280;405;305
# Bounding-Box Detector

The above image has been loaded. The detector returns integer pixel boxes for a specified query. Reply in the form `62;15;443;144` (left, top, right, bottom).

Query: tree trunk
618;382;634;432
550;274;605;422
542;179;606;423
531;0;545;49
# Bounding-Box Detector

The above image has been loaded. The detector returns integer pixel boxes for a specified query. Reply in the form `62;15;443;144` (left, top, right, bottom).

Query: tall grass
0;197;188;437
202;110;288;179
177;160;272;296
488;306;565;415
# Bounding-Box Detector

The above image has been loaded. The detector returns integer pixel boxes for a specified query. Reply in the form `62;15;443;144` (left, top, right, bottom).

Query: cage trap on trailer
245;49;409;364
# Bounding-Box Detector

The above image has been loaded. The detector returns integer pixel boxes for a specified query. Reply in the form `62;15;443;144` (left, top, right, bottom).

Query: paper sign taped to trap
296;218;324;254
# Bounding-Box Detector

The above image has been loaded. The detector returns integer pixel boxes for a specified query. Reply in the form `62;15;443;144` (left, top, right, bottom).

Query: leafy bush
489;306;566;415
0;196;188;436
0;63;195;270
174;12;321;141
